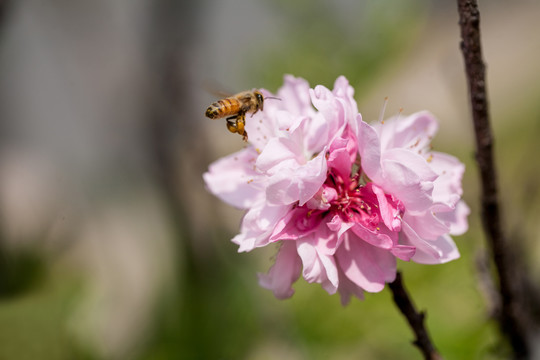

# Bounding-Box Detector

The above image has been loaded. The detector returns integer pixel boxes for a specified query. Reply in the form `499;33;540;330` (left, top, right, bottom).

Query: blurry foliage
253;0;427;95
0;266;94;360
0;247;45;298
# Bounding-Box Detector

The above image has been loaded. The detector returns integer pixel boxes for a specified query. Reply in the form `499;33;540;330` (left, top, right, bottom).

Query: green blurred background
0;0;539;359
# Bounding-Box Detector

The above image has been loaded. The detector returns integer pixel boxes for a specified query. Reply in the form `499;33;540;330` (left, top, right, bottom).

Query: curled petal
297;237;339;294
233;202;291;252
370;183;403;232
258;242;302;299
270;207;321;242
327;137;353;180
390;245;416;262
436;200;470;236
430;151;465;208
401;222;460;264
350;224;394;250
265;150;327;206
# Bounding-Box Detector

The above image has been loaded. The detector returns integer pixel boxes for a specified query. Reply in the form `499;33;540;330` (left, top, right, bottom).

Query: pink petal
430;151;465;208
370;183;402;231
203;148;263;209
350;224;394;250
297;237;339;294
304;112;331;154
435;200;470;236
383;148;438;183
278;75;314;117
326;215;354;249
401;222;460;264
337;265;365;305
327;138;353;180
332;76;359;135
391;245;416;261
379;156;435;212
357;120;384;183
233;202;291;252
375;111;439;151
403;211;449;241
258;242;302;299
256;137;303;172
336;234;396;293
269;207;321;242
265;150;327;206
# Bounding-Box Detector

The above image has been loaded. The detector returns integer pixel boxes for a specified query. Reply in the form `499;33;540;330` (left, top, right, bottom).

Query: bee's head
254;90;264;111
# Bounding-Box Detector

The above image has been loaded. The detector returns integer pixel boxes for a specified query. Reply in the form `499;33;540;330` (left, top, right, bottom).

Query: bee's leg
235;114;248;142
226;116;238;134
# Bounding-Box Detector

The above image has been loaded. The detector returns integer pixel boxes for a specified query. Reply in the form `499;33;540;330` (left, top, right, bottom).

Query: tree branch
456;1;530;358
389;272;442;360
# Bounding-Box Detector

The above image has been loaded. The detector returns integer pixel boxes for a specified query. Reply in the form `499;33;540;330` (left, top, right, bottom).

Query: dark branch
456;0;531;358
389;272;442;360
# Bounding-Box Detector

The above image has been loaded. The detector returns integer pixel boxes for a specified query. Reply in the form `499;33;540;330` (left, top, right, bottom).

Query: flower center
324;172;383;231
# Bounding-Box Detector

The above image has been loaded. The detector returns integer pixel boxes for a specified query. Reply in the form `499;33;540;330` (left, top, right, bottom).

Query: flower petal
403;210;449;241
430;151;465;208
265;150;327;206
297;236;339;294
337;266;365;306
233;202;291;252
401;221;460;264
203;148;263;209
258;242;302;299
374;111;439;151
336;234;396;293
358;120;383;183
435;200;470;236
379;154;435;212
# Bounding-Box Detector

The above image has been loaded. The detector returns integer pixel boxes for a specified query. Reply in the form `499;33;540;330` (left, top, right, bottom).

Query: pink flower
204;76;469;305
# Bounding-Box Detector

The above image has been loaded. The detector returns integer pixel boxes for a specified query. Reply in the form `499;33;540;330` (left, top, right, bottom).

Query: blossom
203;75;469;305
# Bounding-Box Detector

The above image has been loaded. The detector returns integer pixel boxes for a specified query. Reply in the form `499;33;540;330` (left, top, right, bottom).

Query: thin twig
389;272;442;360
456;1;530;358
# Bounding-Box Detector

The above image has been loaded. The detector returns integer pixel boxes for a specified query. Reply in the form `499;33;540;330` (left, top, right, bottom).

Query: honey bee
205;89;276;141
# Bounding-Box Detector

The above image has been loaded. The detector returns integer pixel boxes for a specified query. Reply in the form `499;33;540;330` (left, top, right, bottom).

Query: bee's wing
202;80;233;98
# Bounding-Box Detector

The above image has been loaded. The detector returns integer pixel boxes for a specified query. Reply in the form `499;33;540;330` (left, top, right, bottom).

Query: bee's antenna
265;96;282;101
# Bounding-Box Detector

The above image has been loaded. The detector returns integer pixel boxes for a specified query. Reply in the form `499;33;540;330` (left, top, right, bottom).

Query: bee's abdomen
205;98;239;119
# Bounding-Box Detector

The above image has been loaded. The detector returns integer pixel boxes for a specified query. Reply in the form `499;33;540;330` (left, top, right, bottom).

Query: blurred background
0;0;539;359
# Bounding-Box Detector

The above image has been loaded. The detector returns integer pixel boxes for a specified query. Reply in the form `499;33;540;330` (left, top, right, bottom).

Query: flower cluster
203;75;469;304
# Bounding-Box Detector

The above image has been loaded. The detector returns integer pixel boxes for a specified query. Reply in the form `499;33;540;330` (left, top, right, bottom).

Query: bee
205;89;276;141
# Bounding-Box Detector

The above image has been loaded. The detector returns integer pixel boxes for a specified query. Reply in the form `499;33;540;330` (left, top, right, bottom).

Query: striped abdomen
205;98;242;119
